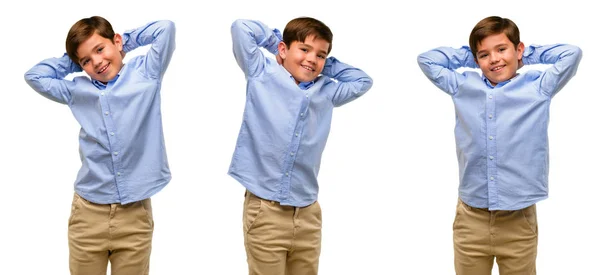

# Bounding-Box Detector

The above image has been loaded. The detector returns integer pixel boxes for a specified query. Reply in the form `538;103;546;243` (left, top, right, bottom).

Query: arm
122;20;176;79
23;54;81;104
417;46;478;96
231;19;281;78
522;44;582;97
322;57;373;107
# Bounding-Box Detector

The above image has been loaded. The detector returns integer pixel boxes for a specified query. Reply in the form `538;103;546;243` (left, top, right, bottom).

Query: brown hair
282;17;333;54
66;16;115;64
469;16;520;58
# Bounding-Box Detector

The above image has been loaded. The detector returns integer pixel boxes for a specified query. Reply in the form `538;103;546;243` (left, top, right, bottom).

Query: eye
97;47;104;53
81;59;89;66
300;48;308;53
317;54;326;59
499;48;506;52
478;53;488;59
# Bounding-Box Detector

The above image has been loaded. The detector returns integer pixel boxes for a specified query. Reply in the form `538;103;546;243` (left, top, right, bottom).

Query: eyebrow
299;42;329;56
477;43;509;55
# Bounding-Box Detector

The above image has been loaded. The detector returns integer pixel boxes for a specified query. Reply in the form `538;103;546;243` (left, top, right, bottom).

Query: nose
91;54;103;68
306;53;316;64
490;52;500;64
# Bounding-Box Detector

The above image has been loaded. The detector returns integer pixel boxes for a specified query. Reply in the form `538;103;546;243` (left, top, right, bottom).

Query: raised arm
522;44;582;97
122;20;176;80
322;57;373;107
231;19;281;78
24;54;81;104
417;46;478;96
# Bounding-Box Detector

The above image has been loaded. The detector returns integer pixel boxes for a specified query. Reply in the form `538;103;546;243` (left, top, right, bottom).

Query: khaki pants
68;193;154;275
243;191;322;275
453;199;538;275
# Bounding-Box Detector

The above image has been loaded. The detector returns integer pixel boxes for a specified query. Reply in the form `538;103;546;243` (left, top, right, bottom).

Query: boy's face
278;35;329;84
475;32;524;86
76;32;124;84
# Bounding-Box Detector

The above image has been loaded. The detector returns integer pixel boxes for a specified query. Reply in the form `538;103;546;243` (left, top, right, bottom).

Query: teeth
98;64;108;74
302;65;314;71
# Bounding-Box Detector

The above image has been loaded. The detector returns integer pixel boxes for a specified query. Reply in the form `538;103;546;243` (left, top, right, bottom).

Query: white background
1;0;597;274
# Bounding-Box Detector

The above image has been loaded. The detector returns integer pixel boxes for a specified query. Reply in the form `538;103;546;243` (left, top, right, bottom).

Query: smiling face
278;35;329;84
76;32;124;84
475;32;524;86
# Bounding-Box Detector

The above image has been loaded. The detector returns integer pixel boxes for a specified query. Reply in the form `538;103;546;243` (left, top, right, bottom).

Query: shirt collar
91;65;125;89
281;66;316;90
482;73;519;88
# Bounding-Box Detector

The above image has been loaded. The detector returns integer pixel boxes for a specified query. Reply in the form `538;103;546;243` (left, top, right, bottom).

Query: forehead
477;33;513;51
77;32;112;57
292;35;330;53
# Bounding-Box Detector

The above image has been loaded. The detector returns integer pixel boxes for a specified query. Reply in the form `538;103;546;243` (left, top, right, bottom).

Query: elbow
362;77;374;92
572;45;583;63
24;70;37;87
231;19;247;32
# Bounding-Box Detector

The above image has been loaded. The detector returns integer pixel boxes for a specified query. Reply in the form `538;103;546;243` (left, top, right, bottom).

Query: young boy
229;18;373;275
418;16;582;274
24;16;175;275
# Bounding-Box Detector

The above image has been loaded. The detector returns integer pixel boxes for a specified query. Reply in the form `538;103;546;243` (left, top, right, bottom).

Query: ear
277;41;287;60
113;33;123;51
516;41;525;60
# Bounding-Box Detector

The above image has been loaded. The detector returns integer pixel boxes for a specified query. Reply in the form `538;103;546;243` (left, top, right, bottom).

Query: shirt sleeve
522;44;582;97
122;20;176;80
417;46;478;96
23;53;81;104
231;19;281;78
321;57;373;107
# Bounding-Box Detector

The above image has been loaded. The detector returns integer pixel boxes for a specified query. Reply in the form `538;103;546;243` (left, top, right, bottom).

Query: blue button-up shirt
229;19;373;207
418;44;582;210
24;20;176;204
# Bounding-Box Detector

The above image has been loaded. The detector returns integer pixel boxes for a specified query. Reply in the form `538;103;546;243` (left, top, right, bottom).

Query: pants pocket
243;193;264;234
68;193;81;226
520;204;538;235
140;198;154;228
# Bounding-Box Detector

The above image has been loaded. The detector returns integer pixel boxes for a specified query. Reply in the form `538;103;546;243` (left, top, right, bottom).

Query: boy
229;17;373;275
417;16;582;274
24;16;175;275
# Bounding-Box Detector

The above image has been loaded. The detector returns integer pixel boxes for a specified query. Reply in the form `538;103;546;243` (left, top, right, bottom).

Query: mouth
490;65;505;72
301;64;315;72
97;63;110;74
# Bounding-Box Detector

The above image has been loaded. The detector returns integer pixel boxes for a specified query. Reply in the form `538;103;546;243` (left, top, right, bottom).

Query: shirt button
305;94;309;98
489;156;494;160
113;151;119;156
117;172;121;176
295;133;299;137
285;172;289;176
290;152;295;156
490;176;495;180
489;136;494;140
110;132;115;136
489;114;493;119
101;92;105;96
104;111;109;115
488;95;493;99
300;113;304;116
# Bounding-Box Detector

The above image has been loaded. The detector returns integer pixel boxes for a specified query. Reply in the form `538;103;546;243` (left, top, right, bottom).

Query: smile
97;63;109;74
301;65;315;72
491;65;505;72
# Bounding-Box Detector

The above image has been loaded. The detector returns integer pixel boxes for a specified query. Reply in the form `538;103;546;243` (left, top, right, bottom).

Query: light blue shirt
418;44;582;210
24;20;176;204
229;19;373;207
